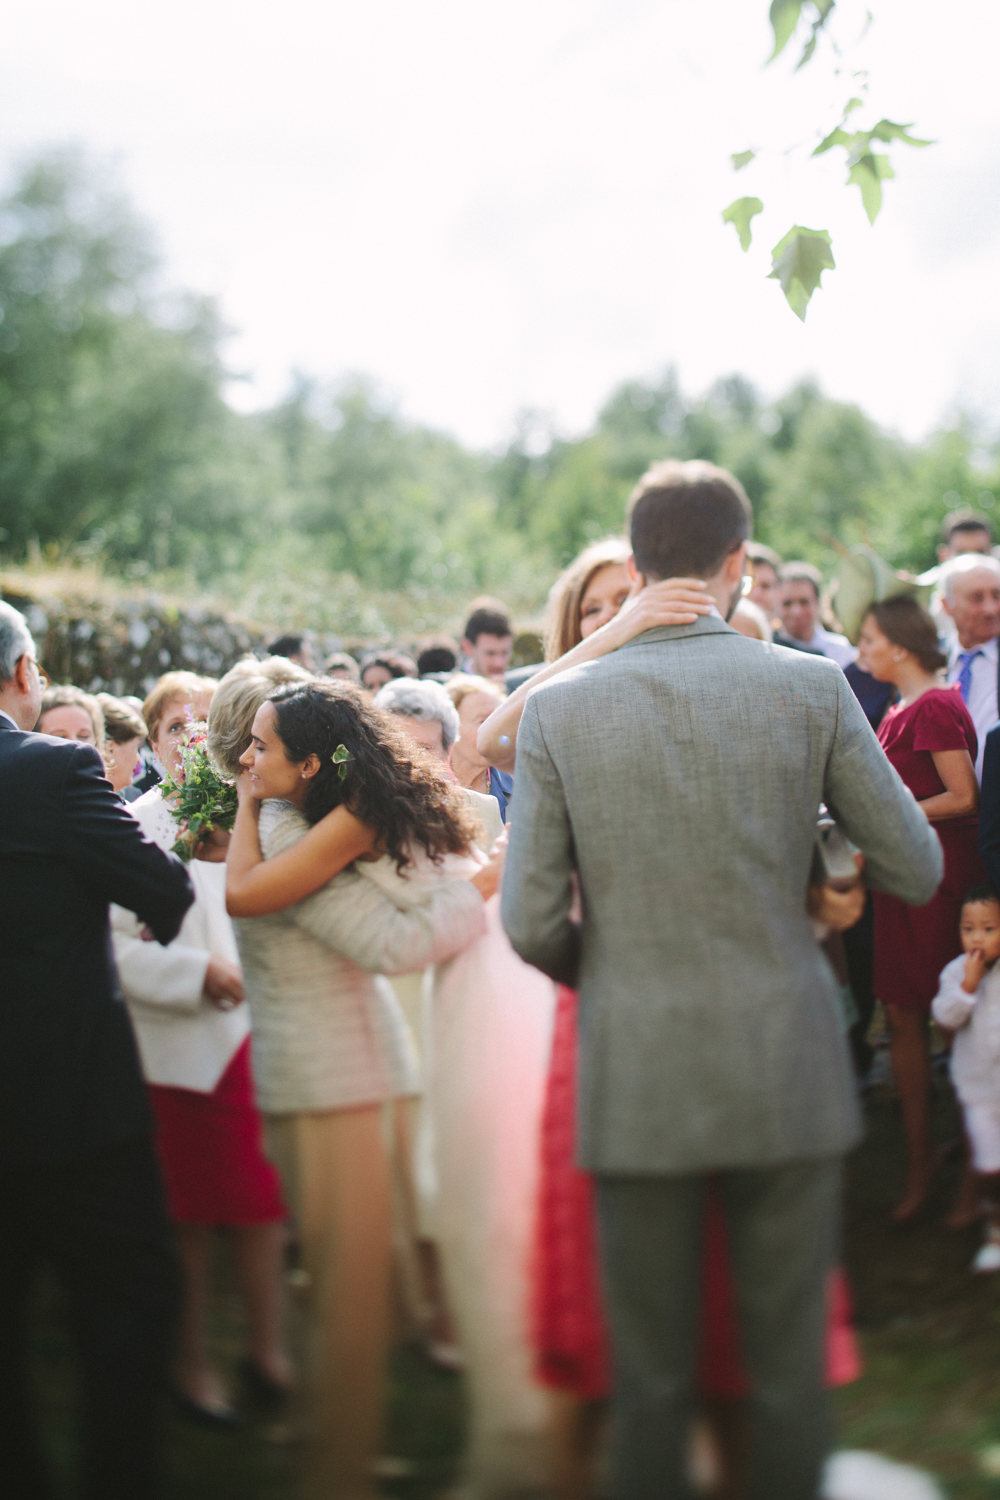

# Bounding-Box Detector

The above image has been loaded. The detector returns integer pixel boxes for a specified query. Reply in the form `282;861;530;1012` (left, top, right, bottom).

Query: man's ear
940;594;954;622
13;654;33;695
460;637;473;655
725;543;748;586
626;554;643;586
937;544;950;565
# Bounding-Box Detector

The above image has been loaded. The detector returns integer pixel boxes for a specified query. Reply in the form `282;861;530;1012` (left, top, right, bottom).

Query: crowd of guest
5;490;1000;1500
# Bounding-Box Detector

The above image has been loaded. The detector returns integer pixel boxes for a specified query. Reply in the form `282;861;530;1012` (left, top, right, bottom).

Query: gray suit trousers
596;1157;841;1500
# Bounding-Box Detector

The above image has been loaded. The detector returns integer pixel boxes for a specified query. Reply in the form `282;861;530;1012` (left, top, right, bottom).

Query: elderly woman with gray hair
373;676;503;850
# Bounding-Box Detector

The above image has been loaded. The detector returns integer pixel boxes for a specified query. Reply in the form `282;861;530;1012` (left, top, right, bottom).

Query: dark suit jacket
0;718;194;1167
980;723;1000;895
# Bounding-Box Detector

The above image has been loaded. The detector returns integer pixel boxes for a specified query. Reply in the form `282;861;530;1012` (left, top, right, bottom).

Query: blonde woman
36;683;104;746
446;675;511;821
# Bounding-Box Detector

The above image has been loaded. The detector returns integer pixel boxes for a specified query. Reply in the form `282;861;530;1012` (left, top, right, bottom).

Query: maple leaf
722;197;764;252
768;226;835;319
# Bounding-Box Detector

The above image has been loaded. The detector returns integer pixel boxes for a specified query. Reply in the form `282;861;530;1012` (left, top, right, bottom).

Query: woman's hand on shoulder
591;577;712;653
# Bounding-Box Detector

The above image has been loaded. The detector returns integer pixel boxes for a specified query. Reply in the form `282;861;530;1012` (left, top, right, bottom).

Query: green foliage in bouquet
159;720;238;862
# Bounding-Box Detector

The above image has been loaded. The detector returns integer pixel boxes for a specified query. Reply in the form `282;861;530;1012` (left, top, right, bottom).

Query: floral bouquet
159;720;238;863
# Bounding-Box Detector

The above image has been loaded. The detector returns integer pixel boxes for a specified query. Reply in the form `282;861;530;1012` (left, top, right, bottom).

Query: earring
893;651;904;662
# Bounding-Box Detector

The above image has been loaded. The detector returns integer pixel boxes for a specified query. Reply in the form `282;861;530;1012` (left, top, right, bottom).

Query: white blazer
110;788;249;1093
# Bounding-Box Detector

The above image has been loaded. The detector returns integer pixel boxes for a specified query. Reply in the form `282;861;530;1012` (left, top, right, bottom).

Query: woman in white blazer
111;671;288;1425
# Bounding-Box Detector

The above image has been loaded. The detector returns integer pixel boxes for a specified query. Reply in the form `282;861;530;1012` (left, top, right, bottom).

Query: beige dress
358;852;557;1499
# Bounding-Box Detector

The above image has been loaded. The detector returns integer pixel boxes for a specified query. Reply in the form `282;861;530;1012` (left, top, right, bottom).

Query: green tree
0;151;272;577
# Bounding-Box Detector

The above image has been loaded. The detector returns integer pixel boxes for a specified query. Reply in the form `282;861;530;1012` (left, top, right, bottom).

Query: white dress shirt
932;955;1000;1106
804;626;858;670
946;634;999;782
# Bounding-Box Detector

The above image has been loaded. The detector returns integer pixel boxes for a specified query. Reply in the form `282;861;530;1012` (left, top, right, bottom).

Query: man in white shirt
941;554;1000;781
778;562;858;669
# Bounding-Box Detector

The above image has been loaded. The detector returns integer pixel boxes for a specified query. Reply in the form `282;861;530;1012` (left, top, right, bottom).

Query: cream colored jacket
234;800;487;1114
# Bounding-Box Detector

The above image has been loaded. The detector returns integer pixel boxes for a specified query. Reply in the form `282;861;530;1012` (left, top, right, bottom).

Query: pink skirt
148;1039;287;1226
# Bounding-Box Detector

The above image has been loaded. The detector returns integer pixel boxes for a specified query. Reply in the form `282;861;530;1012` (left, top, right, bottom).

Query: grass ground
29;1074;1000;1498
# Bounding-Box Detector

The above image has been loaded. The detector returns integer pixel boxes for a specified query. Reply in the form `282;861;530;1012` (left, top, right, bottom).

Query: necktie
956;649;982;703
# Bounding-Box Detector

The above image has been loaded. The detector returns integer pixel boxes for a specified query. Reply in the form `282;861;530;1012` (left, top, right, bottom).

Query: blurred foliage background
1;151;997;645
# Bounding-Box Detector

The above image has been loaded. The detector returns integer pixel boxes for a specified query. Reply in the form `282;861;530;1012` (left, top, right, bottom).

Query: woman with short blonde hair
142;671;218;752
36;684;105;746
445;675;511;820
207;656;313;779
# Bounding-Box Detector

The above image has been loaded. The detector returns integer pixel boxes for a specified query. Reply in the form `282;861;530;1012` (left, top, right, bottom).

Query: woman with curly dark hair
222;679;497;1500
226;679;559;1500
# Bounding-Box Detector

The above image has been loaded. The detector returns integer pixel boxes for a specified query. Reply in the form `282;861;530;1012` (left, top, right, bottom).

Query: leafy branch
721;3;932;319
813;115;931;224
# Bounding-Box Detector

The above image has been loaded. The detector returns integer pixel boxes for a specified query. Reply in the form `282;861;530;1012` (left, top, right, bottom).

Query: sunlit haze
1;0;996;446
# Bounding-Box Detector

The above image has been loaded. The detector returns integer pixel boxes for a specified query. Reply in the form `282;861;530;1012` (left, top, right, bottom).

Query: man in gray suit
501;460;942;1499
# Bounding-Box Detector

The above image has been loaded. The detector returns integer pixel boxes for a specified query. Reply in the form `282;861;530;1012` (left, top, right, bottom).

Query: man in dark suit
0;601;194;1499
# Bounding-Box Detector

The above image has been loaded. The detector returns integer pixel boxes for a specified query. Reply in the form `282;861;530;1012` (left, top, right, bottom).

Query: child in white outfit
932;882;1000;1273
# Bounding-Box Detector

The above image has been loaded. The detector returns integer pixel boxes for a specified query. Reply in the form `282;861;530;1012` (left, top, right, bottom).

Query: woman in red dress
857;596;983;1222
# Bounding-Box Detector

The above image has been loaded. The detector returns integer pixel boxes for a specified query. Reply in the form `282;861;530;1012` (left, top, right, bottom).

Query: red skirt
532;987;860;1400
148;1038;287;1226
874;819;985;1011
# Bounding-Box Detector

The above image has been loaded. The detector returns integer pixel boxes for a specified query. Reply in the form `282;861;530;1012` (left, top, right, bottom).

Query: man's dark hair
963;882;1000;910
360;652;417;681
463;599;513;643
626;460;752;581
746;541;782;573
417;643;459;675
942;508;994;546
780;561;824;599
267;634;306;659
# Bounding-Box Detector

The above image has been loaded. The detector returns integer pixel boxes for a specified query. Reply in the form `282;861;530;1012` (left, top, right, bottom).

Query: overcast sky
1;0;997;448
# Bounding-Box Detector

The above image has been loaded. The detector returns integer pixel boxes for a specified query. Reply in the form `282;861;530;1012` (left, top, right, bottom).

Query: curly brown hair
267;680;478;871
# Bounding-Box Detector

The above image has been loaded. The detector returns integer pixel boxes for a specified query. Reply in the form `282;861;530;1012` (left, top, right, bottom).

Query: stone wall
0;572;269;696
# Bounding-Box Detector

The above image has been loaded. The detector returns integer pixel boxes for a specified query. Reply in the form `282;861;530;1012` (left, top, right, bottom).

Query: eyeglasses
26;657;50;690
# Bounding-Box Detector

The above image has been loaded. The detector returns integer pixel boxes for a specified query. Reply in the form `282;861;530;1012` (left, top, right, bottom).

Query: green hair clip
331;744;352;781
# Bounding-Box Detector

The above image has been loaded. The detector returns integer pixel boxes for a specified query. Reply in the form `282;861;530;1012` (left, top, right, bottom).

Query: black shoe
239;1358;290;1411
172;1388;244;1428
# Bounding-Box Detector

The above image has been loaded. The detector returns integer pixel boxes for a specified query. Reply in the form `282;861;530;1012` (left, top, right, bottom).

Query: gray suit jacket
501;616;943;1174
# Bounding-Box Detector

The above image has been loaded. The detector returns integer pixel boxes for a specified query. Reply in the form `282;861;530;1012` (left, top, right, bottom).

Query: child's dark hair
963;882;1000;910
266;679;478;871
